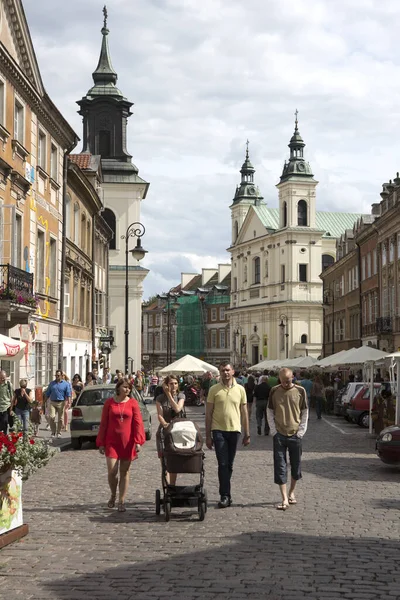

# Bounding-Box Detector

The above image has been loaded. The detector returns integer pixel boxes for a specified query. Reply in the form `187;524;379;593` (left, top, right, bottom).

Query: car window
77;389;114;406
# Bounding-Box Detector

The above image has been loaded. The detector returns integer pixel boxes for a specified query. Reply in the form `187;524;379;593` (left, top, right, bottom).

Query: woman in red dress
96;379;145;512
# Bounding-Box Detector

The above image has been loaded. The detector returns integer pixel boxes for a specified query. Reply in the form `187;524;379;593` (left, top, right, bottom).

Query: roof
253;206;367;238
70;153;92;170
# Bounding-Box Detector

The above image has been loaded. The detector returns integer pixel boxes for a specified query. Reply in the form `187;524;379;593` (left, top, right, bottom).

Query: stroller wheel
198;500;206;521
203;489;208;513
155;489;161;515
165;500;171;522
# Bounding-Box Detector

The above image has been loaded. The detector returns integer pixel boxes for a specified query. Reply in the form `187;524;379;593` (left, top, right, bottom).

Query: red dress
96;397;146;460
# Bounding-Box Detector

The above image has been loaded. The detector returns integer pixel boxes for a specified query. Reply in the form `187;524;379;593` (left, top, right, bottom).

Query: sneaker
218;496;231;509
57;433;62;438
45;424;50;430
51;434;56;438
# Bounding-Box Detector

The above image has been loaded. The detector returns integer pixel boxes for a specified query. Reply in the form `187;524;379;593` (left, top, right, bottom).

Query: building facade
77;9;149;374
0;0;78;390
228;118;366;366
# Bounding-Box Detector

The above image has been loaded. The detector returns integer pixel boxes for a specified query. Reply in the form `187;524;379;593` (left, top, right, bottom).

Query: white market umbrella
159;354;219;376
328;346;388;367
0;334;26;361
314;349;354;368
282;356;318;369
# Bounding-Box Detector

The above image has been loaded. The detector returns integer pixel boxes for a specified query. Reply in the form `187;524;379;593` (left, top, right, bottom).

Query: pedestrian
155;375;186;485
0;370;13;434
72;374;84;396
45;370;72;439
244;374;256;422
62;373;72;432
200;371;213;406
150;373;158;396
254;375;271;435
267;370;279;388
134;370;144;398
266;367;308;510
298;371;313;409
85;372;96;387
96;379;146;512
102;367;112;384
310;375;326;420
92;367;102;384
205;362;250;509
12;379;33;435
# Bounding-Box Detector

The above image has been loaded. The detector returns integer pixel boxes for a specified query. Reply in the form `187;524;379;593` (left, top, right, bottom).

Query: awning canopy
159;355;219;376
0;334;26;361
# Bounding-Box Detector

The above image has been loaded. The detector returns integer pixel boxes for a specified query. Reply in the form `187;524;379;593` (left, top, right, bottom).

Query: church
228;114;366;365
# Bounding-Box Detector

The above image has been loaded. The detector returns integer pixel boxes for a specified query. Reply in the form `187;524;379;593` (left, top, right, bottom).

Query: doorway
252;345;259;366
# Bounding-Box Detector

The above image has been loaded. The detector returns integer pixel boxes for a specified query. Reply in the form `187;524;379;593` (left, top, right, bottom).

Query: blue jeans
212;430;240;499
273;432;302;485
15;408;30;433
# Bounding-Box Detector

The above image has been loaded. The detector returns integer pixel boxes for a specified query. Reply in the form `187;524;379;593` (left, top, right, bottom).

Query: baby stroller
155;418;207;521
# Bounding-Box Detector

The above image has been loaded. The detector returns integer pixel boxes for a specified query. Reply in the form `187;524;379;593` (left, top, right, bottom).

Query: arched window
65;194;71;238
253;257;260;284
87;220;91;256
322;254;334;271
283;201;287;227
103;208;116;250
301;334;308;344
74;204;79;245
81;215;86;253
244;265;247;282
234;221;239;242
265;260;268;278
298;200;308;226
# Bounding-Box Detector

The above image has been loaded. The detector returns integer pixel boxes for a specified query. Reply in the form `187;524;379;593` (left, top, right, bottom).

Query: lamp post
323;287;335;356
234;326;242;368
121;222;147;375
158;292;180;365
279;314;289;359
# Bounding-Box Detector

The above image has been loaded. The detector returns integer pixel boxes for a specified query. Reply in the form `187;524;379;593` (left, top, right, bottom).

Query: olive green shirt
267;384;308;436
0;381;13;412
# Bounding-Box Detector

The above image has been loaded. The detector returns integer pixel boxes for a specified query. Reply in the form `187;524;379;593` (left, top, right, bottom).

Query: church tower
276;112;317;230
77;7;150;372
230;142;264;245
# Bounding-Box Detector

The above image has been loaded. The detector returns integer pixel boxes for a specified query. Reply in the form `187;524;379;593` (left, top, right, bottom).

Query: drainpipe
92;213;96;370
58;139;78;370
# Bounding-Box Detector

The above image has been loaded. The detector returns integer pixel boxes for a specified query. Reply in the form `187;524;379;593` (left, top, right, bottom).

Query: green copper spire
231;141;264;205
280;110;313;182
89;6;122;96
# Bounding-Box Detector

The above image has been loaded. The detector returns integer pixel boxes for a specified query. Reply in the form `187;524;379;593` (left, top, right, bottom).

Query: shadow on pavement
42;529;400;600
302;455;400;482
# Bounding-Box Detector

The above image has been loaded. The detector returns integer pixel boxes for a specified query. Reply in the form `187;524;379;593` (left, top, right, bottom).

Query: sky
23;0;400;299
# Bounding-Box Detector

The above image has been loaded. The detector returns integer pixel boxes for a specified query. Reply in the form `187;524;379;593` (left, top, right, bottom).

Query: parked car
346;384;382;428
334;382;365;417
70;384;152;450
376;425;400;464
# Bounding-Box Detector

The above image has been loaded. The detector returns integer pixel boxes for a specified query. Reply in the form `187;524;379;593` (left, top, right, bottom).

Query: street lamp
234;326;242;368
279;314;289;359
121;222;147;375
158;292;180;365
323;287;335;357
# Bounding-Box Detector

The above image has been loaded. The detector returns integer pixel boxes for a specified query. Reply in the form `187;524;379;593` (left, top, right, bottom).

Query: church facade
228;117;366;365
76;9;149;374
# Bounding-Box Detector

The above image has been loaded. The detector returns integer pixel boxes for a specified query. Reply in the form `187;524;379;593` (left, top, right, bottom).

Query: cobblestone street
1;405;400;600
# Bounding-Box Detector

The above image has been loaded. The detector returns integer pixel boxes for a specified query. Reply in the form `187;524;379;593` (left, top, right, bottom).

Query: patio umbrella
326;346;388;368
159;354;219;376
314;349;354;368
0;334;26;361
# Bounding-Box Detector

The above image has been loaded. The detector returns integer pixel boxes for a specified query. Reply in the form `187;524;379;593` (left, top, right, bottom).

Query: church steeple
280;111;313;182
91;6;119;91
231;141;263;205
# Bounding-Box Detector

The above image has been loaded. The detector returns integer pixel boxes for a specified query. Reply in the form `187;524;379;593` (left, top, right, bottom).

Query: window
87;221;91;256
65;195;71;238
95;290;105;326
49;237;57;297
81;215;86;253
367;253;371;279
281;265;285;283
301;334;307;344
283;201;287;227
322;254;334;271
99;130;111;156
361;256;366;280
211;330;217;348
15;213;22;269
211;308;217;321
373;249;377;274
50;144;58;180
220;330;226;349
102;208;116;250
74;204;79;245
0;80;4;125
390;240;395;262
64;278;70;322
299;264;307;282
36;230;45;293
382;244;387;266
243;265;247;282
297;200;308;226
219;307;225;321
38;131;46;170
156;314;160;326
253;257;260;284
80;285;85;325
234;277;237;292
265;260;268;278
234;221;238;242
14;98;24;143
73;281;79;324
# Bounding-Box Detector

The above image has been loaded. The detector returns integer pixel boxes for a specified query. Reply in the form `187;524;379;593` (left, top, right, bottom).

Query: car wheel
71;437;82;450
358;412;369;428
155;489;161;515
145;428;152;441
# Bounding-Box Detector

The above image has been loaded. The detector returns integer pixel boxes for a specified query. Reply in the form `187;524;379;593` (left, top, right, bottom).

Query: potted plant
0;428;55;545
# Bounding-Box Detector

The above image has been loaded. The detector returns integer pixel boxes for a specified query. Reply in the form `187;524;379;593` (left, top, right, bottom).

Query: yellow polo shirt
208;381;247;432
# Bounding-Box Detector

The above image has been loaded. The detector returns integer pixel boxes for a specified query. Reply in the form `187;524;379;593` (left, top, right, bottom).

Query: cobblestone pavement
1;404;400;600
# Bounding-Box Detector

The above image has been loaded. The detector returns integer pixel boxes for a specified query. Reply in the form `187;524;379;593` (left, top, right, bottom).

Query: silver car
70;384;151;450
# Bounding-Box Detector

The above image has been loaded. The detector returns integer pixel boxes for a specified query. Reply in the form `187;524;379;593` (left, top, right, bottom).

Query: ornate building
76;8;149;373
228;116;367;365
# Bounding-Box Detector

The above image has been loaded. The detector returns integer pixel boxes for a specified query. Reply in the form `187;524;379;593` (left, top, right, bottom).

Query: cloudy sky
24;0;400;299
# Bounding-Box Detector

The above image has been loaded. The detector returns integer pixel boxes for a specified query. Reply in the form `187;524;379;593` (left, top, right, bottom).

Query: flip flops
288;496;297;505
276;502;289;511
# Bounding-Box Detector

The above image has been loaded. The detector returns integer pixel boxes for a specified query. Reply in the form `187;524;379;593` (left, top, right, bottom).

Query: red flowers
29;439;35;445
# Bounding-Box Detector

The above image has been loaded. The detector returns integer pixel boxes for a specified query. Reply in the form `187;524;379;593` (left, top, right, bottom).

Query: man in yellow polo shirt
206;362;250;508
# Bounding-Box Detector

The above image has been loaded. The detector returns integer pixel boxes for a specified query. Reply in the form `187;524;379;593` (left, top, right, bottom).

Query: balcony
376;316;393;334
0;264;37;328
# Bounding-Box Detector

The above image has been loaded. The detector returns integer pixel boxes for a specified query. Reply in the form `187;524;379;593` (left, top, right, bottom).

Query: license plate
92;425;99;431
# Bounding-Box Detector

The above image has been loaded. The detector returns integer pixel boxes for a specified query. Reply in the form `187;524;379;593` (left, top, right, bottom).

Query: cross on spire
103;5;108;29
246;139;250;158
294;109;299;129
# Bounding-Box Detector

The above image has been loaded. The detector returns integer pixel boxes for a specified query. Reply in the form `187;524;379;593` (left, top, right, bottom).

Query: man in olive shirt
206;362;250;508
267;368;308;510
0;370;13;434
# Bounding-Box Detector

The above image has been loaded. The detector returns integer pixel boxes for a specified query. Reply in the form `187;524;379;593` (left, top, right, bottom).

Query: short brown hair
115;379;132;393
